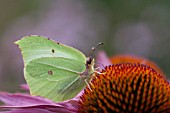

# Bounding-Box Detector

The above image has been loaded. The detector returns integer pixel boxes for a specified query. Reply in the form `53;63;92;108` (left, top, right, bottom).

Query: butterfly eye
86;57;92;66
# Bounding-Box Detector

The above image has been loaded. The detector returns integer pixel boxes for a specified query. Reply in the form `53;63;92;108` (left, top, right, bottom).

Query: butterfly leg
85;79;92;91
94;67;106;75
94;67;102;72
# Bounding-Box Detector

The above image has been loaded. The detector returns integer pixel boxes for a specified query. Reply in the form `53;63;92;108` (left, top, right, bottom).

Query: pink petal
0;92;77;113
0;108;53;113
96;51;112;69
1;105;76;113
0;92;56;106
20;84;30;91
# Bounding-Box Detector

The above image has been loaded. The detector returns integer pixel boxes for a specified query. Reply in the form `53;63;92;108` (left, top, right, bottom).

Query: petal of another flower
0;108;53;113
96;51;112;69
0;92;57;106
20;84;30;91
0;92;76;113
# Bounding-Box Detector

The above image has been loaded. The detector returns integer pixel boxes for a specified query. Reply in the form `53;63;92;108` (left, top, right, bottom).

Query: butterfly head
86;42;103;74
86;57;94;68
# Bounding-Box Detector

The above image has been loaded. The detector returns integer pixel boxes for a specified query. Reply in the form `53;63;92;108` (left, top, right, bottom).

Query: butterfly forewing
15;35;86;65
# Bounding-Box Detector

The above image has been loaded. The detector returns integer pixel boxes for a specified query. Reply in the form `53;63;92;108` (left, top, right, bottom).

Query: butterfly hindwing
25;57;86;102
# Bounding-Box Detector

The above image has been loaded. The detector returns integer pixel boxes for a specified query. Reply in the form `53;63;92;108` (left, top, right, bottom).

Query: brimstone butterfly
15;35;102;102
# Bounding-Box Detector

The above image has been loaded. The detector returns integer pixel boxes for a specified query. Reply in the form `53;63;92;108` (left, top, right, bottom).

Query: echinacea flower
78;63;170;113
1;52;170;113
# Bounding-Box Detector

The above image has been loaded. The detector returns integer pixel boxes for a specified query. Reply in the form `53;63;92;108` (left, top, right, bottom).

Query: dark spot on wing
52;49;55;53
48;70;53;75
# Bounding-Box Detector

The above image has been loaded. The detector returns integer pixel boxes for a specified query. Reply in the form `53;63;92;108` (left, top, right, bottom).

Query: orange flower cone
79;63;170;113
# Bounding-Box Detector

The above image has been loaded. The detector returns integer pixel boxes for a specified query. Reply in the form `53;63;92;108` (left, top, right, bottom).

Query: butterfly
15;35;102;102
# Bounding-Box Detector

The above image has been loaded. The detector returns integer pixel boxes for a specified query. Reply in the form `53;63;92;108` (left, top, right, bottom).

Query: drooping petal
0;108;54;113
0;92;57;106
0;92;76;113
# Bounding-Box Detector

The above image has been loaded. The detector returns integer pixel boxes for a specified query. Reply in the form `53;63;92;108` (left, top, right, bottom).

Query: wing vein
34;62;81;74
55;76;80;99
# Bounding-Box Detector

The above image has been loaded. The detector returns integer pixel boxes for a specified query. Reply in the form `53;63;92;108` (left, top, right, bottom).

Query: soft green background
0;0;170;92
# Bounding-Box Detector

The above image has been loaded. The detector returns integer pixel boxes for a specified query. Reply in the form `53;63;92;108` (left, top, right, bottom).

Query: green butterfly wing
15;35;88;102
15;35;86;65
25;57;86;102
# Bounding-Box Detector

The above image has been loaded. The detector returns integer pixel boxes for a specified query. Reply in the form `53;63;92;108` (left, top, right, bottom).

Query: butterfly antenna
89;42;103;58
86;42;103;66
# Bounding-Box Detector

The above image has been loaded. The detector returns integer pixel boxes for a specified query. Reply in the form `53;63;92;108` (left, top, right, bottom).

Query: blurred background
0;0;170;92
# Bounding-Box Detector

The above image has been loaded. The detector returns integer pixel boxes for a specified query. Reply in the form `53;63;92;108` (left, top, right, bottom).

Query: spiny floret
79;63;170;113
110;55;165;78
